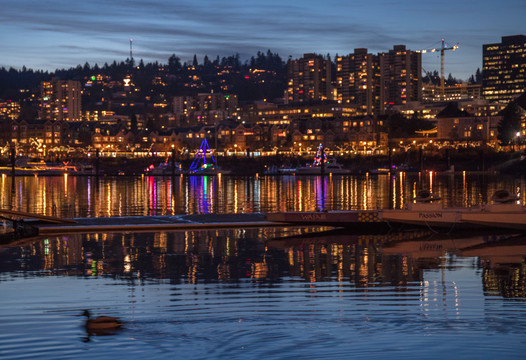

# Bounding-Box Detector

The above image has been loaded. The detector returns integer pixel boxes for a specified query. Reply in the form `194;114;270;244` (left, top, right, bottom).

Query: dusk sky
1;0;524;80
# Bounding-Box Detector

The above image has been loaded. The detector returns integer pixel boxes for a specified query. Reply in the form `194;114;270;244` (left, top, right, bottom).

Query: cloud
0;0;523;78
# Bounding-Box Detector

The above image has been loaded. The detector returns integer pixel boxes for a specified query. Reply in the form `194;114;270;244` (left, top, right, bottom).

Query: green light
91;76;96;81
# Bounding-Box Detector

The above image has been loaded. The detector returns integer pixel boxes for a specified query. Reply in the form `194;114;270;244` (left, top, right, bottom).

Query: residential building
482;35;526;103
379;45;422;112
40;79;82;122
173;93;238;126
0;100;20;120
336;49;380;115
436;103;499;144
286;53;332;104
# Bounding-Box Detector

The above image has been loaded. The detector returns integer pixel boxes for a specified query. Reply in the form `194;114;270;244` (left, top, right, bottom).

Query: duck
83;309;124;330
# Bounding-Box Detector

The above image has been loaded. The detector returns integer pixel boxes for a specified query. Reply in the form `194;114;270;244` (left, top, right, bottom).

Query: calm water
0;174;525;359
0;173;524;217
0;228;525;359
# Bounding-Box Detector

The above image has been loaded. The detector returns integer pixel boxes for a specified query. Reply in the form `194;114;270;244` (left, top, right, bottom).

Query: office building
482;35;526;103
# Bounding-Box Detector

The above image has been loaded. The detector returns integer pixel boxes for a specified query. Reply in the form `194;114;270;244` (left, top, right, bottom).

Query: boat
145;161;184;176
277;166;297;175
188;164;230;175
0;159;95;176
460;190;526;230
295;158;351;175
379;189;470;228
380;189;526;230
187;138;230;175
292;143;351;175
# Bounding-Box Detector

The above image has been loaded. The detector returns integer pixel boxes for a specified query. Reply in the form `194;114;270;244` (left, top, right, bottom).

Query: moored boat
145;162;184;176
380;189;526;231
295;158;351;175
460;190;526;230
379;189;472;229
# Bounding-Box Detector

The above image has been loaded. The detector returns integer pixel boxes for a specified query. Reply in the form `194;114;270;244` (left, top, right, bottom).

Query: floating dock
35;213;286;235
2;206;525;239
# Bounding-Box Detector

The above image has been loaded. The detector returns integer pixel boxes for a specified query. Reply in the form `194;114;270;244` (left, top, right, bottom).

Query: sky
1;0;525;80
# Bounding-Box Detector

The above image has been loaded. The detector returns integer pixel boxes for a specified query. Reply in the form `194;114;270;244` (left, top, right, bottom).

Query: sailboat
188;138;230;175
294;144;350;175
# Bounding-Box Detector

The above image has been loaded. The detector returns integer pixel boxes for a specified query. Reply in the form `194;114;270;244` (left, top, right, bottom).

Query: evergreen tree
168;54;182;73
475;68;482;84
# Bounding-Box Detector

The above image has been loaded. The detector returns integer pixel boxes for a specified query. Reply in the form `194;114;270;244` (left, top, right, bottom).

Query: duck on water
83;310;124;330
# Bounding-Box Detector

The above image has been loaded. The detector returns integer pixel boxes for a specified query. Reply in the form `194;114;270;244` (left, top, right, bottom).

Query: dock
2;206;525;240
35;213;286;235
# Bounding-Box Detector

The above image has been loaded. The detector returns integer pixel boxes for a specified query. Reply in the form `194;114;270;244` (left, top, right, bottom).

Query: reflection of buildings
267;231;429;284
460;236;526;299
2;229;525;299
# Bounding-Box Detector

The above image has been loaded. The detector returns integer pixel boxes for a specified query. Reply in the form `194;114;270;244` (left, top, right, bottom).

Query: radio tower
129;38;133;62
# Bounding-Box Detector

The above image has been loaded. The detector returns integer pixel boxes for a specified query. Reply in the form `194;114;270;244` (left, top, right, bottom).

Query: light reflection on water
0;228;525;359
0;173;524;217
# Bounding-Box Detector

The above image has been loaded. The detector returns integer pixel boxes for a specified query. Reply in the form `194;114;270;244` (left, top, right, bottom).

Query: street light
516;131;521;151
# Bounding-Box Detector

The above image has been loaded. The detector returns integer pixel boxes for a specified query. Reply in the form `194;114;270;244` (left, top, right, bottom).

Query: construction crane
418;39;459;100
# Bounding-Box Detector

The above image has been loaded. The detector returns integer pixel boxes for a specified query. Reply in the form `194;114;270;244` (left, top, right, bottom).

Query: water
0;174;525;359
0;173;524;217
1;228;525;359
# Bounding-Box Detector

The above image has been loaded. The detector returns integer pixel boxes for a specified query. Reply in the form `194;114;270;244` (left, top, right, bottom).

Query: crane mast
419;39;459;100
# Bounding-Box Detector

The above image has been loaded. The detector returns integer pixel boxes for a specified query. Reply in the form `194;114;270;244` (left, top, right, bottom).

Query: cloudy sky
1;0;524;80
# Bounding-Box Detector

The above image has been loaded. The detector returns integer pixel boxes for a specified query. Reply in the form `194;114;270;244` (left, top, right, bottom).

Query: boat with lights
0;159;95;176
188;139;230;175
294;144;350;175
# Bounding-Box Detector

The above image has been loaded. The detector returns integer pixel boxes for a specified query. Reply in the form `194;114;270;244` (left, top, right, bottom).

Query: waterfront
0;172;525;218
1;228;525;359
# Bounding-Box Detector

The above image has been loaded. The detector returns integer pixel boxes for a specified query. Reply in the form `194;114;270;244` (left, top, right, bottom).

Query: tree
168;54;182;73
498;102;523;145
475;68;482;84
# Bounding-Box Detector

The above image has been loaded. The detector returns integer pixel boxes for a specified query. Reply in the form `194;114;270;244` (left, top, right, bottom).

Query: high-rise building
173;93;238;126
482;35;526;103
40;79;82;121
335;45;421;115
378;45;422;112
286;53;332;104
336;49;380;115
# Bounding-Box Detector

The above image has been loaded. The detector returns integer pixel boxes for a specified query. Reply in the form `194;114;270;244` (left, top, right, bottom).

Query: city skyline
2;0;524;80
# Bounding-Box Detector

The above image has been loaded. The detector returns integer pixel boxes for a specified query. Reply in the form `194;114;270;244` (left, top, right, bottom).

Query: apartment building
40;79;82;121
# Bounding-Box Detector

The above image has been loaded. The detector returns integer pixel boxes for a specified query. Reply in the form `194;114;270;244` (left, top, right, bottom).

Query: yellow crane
418;39;459;100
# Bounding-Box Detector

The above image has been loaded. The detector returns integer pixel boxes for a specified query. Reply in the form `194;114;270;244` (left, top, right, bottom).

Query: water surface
0;173;524;217
1;228;525;359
